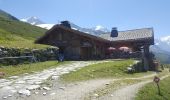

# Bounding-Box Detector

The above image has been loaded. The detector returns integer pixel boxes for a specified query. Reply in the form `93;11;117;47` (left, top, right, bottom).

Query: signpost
153;76;160;95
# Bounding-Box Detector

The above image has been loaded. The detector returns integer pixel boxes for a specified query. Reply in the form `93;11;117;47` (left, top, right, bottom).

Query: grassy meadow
60;60;154;82
135;65;170;100
135;76;170;100
0;14;49;49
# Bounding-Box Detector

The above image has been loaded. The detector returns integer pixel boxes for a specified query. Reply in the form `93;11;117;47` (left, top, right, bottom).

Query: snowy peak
20;16;45;25
36;24;55;30
20;17;110;35
68;23;109;36
93;25;109;32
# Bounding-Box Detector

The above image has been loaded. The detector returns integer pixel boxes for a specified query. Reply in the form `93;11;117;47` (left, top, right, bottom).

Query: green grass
0;9;18;21
0;17;46;39
135;76;170;100
0;61;69;78
0;11;49;49
0;28;49;49
60;60;144;82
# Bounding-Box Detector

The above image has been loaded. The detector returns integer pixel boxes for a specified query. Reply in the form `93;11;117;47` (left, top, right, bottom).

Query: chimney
110;27;118;37
60;21;71;28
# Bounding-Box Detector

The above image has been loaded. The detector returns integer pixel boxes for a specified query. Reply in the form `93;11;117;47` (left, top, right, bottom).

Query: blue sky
0;0;170;38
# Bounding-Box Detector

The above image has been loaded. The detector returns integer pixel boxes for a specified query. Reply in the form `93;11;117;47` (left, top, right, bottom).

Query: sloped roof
35;25;109;44
36;25;154;46
99;28;154;42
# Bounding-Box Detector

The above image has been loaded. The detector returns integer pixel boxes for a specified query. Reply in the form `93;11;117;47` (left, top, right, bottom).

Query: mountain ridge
20;17;110;36
0;9;18;21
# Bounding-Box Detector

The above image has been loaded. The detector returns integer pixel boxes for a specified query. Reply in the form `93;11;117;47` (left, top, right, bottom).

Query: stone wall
0;46;58;66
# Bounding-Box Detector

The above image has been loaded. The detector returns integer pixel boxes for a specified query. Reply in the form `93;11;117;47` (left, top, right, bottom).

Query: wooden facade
36;25;109;60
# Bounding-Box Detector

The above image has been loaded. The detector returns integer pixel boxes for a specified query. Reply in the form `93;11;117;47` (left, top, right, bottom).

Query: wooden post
143;45;150;71
154;76;161;95
156;83;161;95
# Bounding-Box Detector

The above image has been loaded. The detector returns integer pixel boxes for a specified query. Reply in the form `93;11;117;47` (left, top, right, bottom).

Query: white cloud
160;36;170;42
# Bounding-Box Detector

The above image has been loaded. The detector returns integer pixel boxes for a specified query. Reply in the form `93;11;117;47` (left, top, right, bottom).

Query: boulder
18;89;31;96
43;87;51;90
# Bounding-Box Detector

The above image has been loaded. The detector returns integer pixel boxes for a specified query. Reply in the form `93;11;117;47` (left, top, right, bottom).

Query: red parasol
119;46;130;52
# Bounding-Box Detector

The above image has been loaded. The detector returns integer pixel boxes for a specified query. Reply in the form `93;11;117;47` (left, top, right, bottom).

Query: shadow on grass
159;92;169;100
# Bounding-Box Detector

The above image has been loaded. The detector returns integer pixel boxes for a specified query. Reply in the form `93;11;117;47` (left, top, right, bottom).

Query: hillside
0;10;48;49
151;45;170;64
0;9;18;21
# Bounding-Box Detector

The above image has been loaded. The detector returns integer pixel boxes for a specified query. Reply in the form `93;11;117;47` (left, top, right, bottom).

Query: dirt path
25;79;114;100
0;61;106;100
1;60;168;100
99;75;170;100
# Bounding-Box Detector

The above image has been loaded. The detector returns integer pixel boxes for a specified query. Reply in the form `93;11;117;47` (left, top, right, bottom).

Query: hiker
58;53;64;62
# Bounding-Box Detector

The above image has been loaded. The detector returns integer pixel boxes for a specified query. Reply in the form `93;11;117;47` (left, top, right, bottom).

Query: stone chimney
60;21;71;28
110;27;118;37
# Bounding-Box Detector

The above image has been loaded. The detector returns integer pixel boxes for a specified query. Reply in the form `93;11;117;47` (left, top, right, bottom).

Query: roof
99;28;154;42
35;25;109;43
36;25;154;45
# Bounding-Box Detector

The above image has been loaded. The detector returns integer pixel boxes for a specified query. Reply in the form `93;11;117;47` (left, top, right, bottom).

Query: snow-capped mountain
36;24;55;30
21;17;45;25
20;17;55;29
92;25;110;32
69;23;109;36
20;17;110;35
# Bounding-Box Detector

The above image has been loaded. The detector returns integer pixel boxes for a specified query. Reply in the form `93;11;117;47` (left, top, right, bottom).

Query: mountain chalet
35;21;154;71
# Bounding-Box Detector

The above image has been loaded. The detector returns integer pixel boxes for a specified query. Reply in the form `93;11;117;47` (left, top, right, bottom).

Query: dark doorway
59;46;65;54
80;47;92;59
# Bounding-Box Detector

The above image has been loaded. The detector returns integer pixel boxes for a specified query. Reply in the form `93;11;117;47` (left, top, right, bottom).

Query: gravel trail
0;61;106;100
99;74;170;100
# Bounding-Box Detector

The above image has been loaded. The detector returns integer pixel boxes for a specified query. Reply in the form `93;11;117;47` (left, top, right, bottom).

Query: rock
9;76;19;79
15;80;25;84
0;79;8;83
94;93;99;97
51;76;59;80
24;73;29;75
59;87;65;90
43;92;47;95
105;83;110;85
8;95;12;97
0;46;5;48
34;92;39;94
18;89;31;96
2;96;7;99
34;81;42;85
2;86;14;90
61;71;69;74
3;51;8;54
10;89;17;93
50;92;56;95
43;87;51;90
110;94;113;97
26;85;40;90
